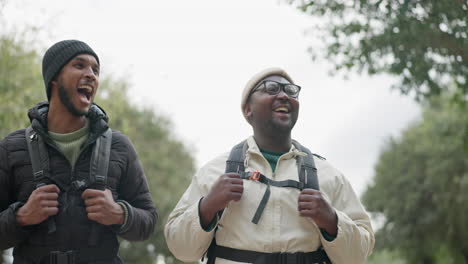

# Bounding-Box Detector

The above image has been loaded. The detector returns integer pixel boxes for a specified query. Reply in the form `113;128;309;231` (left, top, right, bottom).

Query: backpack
225;139;321;224
206;139;331;264
25;126;112;246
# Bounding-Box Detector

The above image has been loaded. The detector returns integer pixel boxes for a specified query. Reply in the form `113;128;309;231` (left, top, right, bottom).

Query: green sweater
48;121;89;168
260;148;285;173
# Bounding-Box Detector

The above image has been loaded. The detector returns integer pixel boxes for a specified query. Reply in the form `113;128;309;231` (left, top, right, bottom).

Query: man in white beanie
165;67;374;264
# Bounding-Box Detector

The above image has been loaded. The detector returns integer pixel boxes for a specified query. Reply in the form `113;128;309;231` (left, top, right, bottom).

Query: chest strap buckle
249;170;261;181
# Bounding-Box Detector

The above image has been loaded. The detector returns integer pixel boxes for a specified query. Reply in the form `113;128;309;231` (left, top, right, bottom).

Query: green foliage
96;80;196;264
0;35;44;137
0;34;195;264
366;249;407;264
363;94;468;263
0;34;46;263
291;0;468;101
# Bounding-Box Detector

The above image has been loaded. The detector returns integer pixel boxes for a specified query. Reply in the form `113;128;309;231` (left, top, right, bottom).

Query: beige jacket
165;137;374;264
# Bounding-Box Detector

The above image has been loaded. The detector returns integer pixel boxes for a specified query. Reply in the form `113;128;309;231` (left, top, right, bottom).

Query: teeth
275;107;289;113
78;85;92;93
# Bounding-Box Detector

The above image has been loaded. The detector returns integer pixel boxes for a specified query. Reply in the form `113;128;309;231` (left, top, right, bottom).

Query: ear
244;103;253;121
49;78;59;98
50;79;58;91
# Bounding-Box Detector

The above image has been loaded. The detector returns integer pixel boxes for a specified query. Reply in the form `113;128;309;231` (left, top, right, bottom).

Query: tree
290;0;468;101
363;94;468;263
0;34;195;264
366;249;407;264
96;80;196;264
0;36;44;137
0;33;46;264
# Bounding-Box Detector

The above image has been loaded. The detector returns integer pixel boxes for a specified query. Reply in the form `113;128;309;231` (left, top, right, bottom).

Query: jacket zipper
40;130;101;248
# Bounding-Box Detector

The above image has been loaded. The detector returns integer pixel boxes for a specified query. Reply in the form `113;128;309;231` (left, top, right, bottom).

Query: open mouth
77;85;93;101
274;106;290;113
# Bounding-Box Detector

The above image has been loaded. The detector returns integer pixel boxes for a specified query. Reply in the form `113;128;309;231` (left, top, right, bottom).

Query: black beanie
42;40;100;100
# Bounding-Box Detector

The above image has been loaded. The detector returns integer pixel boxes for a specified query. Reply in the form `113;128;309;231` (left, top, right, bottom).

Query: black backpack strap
250;141;321;224
225;140;248;174
88;128;113;246
26;126;50;188
239;171;305;190
89;128;112;190
218;140;248;218
292;140;320;190
218;140;248;219
212;245;331;264
207;140;324;263
25;126;56;234
207;140;248;264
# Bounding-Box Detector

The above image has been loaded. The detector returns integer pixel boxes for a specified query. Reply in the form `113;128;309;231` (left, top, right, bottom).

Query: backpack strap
25;126;56;234
88;128;113;246
222;140;321;224
218;140;248;218
89;128;112;190
225;140;248;174
206;140;248;264
207;140;321;263
26;126;50;188
212;245;331;264
292;140;320;190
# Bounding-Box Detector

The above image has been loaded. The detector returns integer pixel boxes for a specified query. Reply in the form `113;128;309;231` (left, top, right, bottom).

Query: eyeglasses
251;80;301;98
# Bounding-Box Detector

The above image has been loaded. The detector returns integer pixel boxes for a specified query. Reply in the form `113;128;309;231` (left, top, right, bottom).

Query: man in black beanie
0;40;157;263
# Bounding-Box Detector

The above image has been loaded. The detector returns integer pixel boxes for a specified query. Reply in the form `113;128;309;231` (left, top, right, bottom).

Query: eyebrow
73;56;100;69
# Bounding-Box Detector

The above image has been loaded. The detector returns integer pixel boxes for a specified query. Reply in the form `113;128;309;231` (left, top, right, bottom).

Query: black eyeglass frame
249;80;302;99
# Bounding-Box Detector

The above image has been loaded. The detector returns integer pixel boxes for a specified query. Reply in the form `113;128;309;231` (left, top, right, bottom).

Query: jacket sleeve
321;172;375;264
113;134;158;241
164;165;216;262
0;141;31;249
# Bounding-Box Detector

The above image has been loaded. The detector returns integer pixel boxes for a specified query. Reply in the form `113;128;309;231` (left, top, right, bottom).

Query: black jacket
0;102;157;263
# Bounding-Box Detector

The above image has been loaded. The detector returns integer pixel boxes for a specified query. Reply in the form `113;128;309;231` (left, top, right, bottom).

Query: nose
276;88;289;99
84;66;97;81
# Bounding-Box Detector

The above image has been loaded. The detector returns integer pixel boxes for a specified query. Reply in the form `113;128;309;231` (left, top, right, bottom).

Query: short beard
270;120;295;136
58;85;87;117
270;113;298;135
254;115;296;139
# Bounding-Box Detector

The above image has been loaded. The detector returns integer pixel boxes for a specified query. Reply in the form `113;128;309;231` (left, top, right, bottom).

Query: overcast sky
2;0;420;195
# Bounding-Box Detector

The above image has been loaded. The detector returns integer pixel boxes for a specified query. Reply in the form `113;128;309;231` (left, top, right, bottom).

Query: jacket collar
246;136;305;158
27;101;110;144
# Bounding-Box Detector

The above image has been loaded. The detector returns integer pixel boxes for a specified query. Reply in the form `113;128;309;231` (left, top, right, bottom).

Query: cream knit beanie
241;67;294;120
